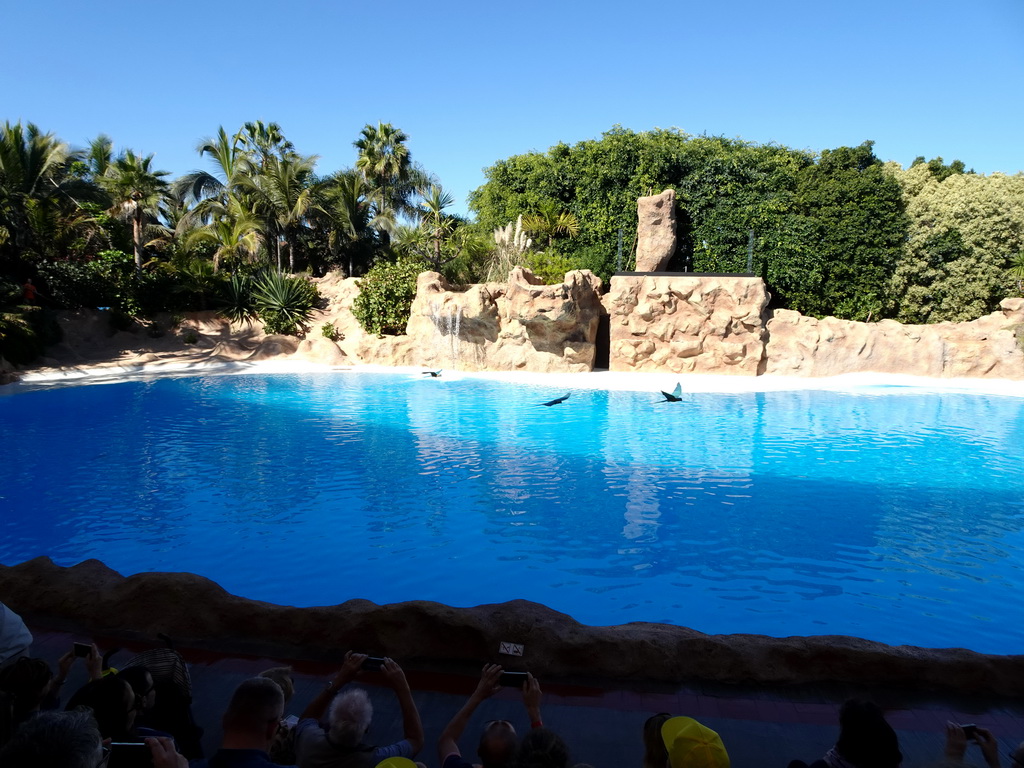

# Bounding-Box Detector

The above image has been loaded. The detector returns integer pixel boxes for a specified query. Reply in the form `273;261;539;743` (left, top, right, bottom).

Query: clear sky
4;0;1022;216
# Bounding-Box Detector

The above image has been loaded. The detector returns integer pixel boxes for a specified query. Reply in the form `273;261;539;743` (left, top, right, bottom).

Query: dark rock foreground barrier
2;557;1021;696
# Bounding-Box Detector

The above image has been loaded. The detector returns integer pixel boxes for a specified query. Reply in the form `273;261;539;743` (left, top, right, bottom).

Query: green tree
888;162;1024;322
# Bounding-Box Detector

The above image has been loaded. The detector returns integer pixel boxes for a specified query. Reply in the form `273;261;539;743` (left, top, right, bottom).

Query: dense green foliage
351;257;426;335
887;161;1024;322
470;127;915;319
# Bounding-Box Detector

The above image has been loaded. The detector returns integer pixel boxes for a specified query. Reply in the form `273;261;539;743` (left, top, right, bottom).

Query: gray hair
0;709;102;768
328;688;372;747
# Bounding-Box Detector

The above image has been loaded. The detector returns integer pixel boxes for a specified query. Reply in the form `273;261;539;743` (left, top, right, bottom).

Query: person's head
0;709;103;768
66;675;136;739
118;666;156;715
516;727;569;768
0;657;53;720
661;716;729;768
834;699;901;768
222;677;285;746
478;719;518;768
258;666;295;706
643;713;672;768
328;688;372;748
1009;741;1024;768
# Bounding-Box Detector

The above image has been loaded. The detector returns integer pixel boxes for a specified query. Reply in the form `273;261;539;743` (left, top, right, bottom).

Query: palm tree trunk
133;210;144;271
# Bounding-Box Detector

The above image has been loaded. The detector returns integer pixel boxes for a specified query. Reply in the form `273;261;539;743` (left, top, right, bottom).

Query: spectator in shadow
294;651;424;768
437;664;516;768
0;603;32;669
0;709;103;768
643;713;672;768
191;676;289;768
788;698;900;768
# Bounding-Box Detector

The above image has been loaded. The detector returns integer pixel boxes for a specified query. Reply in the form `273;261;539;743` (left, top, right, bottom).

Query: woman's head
836;699;902;768
516;727;569;768
0;657;53;719
118;666;156;714
66;675;136;739
642;713;672;768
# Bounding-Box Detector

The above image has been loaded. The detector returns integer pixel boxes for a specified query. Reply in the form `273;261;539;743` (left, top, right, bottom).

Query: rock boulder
635;190;677;272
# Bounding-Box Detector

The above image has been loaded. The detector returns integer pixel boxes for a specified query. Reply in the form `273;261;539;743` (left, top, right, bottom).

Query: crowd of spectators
2;602;1022;768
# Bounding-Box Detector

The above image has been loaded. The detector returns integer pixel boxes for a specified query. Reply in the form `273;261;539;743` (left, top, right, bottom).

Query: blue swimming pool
2;372;1023;653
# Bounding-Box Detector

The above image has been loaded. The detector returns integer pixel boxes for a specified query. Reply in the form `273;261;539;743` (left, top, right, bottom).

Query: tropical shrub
251;270;320;336
217;274;257;324
352;257;426;335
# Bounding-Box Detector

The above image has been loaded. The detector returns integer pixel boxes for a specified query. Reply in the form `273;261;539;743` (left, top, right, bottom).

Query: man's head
0;709;102;768
327;688;373;748
258;666;295;705
222;677;285;746
478;719;518;768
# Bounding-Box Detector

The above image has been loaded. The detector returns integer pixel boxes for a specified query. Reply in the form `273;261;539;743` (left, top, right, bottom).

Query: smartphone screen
361;656;385;671
499;671;528;687
108;742;154;768
73;642;92;658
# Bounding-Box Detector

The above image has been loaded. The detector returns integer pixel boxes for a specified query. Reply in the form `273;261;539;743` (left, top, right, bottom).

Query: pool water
2;372;1023;654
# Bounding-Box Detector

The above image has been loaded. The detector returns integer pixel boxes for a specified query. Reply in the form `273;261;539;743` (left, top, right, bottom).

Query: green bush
321;322;341;341
352;257;426;335
525;251;577;285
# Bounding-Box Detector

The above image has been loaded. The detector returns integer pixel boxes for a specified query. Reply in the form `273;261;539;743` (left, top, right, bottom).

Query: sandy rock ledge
2;558;1021;697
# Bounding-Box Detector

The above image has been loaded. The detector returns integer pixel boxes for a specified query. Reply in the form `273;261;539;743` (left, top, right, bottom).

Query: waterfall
428;301;463;367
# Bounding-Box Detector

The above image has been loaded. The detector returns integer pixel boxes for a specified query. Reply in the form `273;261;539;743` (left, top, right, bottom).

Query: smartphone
281;715;299;729
73;642;92;658
499;671;528;687
961;724;977;739
361;656;386;671
108;742;154;768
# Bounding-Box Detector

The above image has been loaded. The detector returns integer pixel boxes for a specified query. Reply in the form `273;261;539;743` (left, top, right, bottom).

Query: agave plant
216;273;257;324
250;270;319;335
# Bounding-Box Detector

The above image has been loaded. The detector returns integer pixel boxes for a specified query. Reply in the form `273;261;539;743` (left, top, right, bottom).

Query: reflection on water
1;373;1022;653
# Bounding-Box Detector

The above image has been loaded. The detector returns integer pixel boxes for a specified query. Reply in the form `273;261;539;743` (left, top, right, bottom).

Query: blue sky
4;0;1022;216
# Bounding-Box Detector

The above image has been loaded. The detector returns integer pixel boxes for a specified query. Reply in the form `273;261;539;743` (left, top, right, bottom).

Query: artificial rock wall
603;275;770;375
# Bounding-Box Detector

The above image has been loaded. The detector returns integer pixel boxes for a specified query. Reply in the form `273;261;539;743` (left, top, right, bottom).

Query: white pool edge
8;359;1024;397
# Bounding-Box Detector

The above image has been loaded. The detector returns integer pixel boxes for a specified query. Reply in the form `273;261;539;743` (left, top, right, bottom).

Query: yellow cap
661;716;730;768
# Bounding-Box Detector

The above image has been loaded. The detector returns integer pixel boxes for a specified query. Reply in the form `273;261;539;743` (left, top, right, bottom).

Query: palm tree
237;121;295;169
418;185;456;270
354;122;428;247
173;127;251;208
522;200;580;249
238;154;316;272
184;205;263;272
315;170;375;276
1010;253;1024;294
100;150;170;270
0;121;79;255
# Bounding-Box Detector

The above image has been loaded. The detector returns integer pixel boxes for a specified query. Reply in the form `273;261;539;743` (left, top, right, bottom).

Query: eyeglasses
97;745;111;767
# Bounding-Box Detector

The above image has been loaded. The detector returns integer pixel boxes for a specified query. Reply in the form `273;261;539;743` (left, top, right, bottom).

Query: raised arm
300;651;366;720
522;672;543;728
437;664;503;765
382;657;424;756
